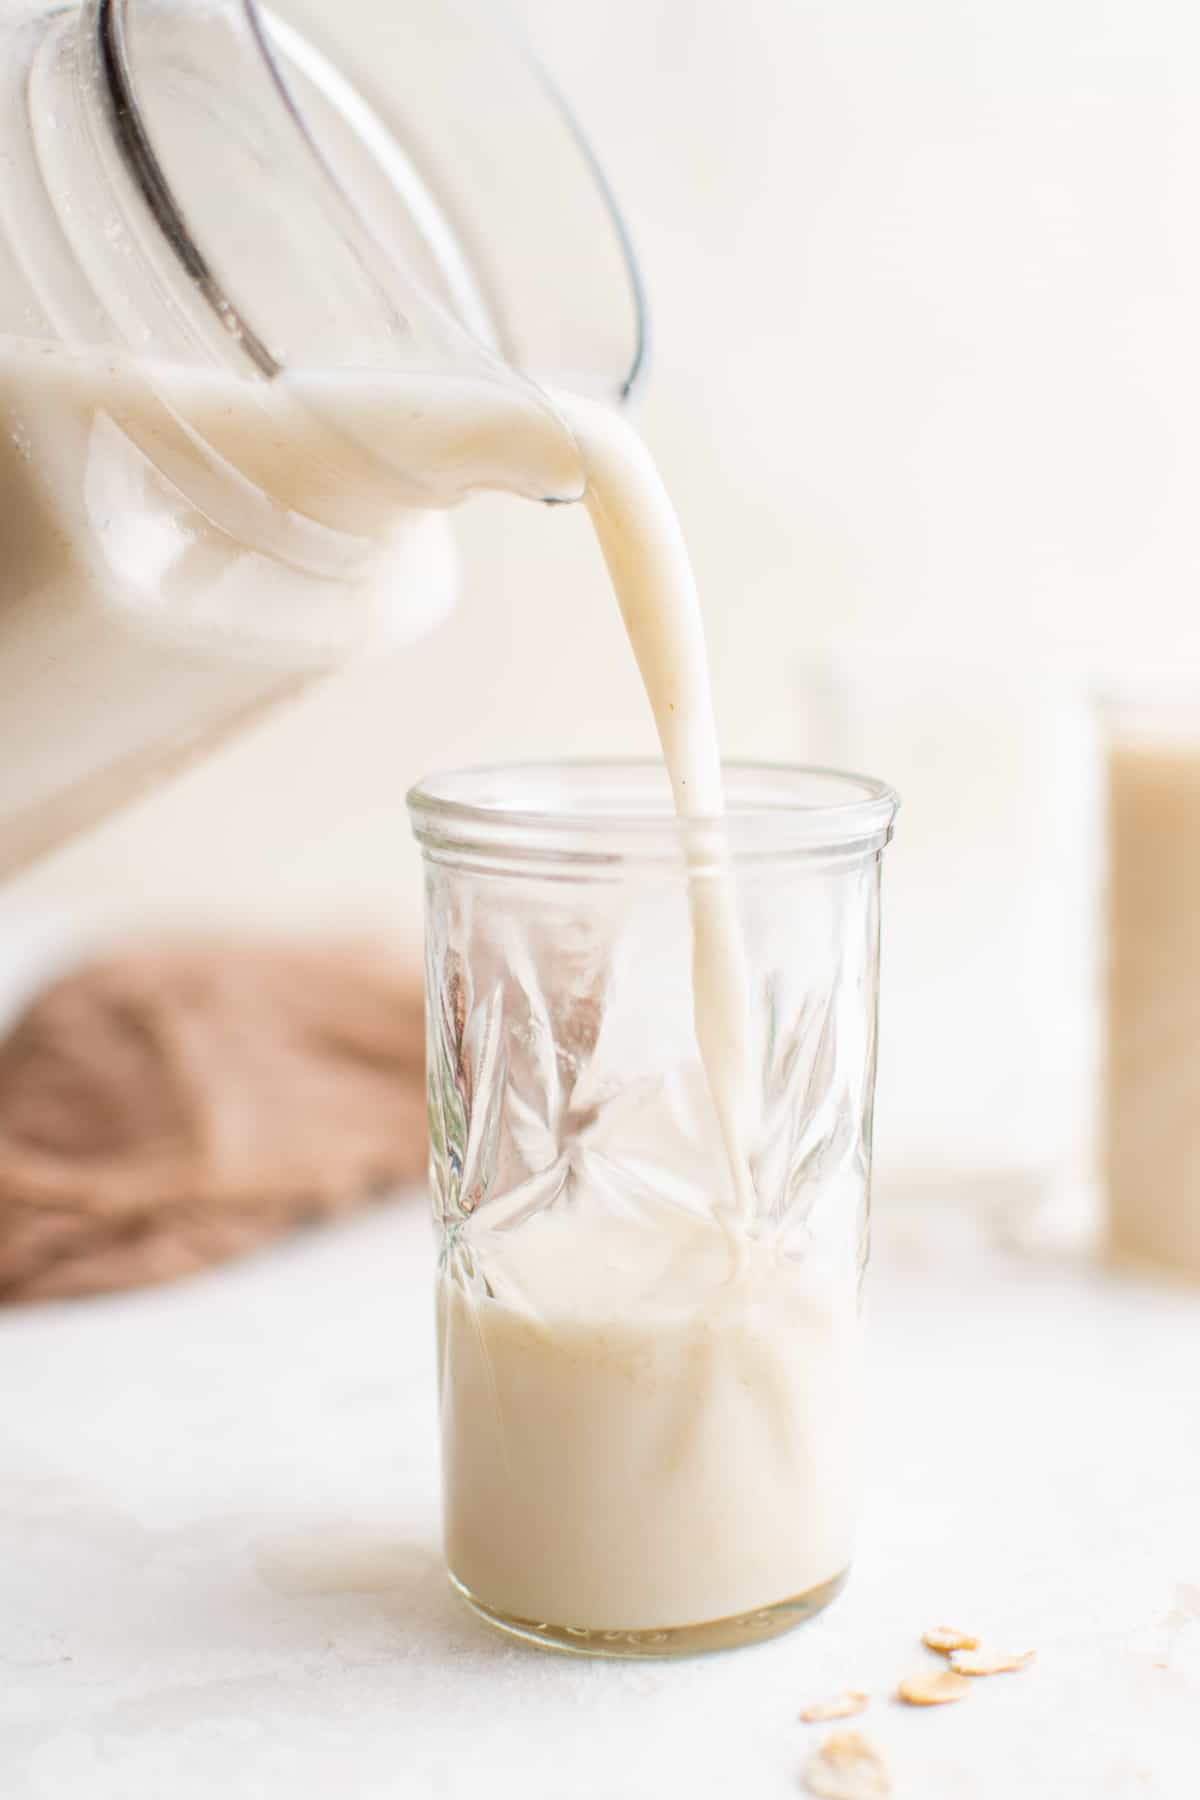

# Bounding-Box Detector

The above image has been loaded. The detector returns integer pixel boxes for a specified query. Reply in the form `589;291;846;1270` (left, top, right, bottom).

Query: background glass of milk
408;759;897;1655
1102;679;1200;1280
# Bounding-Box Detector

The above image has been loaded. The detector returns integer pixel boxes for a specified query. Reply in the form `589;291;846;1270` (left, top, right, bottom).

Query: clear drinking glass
407;760;898;1656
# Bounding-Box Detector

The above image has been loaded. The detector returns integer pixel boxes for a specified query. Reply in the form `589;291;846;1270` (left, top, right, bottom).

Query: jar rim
407;759;899;868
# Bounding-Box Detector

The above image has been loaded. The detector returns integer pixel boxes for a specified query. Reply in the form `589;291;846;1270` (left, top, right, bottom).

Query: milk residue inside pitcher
0;346;582;876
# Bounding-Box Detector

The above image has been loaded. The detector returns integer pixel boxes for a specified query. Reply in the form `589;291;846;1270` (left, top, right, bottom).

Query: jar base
448;1566;850;1659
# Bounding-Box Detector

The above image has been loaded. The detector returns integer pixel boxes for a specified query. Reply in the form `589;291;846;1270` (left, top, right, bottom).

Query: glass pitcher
0;0;645;878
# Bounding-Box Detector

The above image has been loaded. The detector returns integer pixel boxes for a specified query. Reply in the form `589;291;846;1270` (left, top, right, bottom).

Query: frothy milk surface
439;1208;861;1632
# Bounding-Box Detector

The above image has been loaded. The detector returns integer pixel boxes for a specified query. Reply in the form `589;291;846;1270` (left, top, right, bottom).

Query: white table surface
2;1196;1197;1800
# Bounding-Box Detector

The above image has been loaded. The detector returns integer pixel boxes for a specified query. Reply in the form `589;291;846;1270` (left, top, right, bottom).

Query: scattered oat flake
922;1625;980;1654
801;1690;870;1723
950;1647;1036;1676
803;1730;890;1799
897;1667;972;1706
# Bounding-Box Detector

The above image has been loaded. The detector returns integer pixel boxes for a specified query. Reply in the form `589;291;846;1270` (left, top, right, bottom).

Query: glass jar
408;760;898;1656
0;0;644;879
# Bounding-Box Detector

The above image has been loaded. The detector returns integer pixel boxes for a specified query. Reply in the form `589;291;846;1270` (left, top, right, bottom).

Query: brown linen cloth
0;940;427;1303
